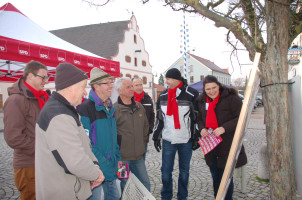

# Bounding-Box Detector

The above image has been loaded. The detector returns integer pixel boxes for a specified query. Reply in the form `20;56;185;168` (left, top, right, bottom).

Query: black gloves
192;139;200;150
154;140;162;152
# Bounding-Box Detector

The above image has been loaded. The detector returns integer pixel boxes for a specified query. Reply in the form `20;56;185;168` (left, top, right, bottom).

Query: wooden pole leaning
216;52;261;200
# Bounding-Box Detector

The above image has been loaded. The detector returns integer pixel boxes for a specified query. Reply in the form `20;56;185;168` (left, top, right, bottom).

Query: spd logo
0;46;6;51
19;50;29;55
40;48;49;59
58;57;65;62
40;54;48;59
74;60;81;64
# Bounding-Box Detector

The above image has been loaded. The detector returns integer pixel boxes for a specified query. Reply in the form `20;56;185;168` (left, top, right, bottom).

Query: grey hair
131;76;142;82
115;77;131;91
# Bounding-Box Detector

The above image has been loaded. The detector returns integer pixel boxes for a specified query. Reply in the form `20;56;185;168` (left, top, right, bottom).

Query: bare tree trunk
261;0;296;199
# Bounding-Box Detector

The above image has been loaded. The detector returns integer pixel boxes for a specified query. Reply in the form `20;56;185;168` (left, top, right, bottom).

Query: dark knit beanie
55;63;88;91
165;68;182;81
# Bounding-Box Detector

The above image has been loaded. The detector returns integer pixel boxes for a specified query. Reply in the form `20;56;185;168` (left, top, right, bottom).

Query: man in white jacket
153;68;199;200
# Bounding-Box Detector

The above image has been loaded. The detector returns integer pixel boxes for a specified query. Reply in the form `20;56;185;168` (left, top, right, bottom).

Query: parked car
256;96;263;106
238;93;257;109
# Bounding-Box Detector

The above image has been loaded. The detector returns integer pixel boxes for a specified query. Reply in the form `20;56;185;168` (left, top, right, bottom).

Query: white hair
131;76;143;82
115;77;131;90
110;77;131;103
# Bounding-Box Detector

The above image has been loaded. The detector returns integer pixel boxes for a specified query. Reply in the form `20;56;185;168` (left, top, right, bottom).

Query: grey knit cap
55;63;88;91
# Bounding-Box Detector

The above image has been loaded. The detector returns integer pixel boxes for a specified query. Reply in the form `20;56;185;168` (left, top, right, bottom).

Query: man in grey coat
35;63;104;200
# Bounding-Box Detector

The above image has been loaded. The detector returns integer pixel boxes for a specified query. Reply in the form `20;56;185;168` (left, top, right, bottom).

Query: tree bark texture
262;0;296;199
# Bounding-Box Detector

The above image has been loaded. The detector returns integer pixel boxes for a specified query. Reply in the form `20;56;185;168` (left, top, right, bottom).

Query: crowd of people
3;60;246;200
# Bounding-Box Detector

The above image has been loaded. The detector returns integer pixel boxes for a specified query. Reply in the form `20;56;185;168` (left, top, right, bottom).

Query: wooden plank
216;52;261;199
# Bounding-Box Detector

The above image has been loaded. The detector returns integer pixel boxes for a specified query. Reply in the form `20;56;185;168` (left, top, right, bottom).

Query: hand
213;127;225;137
192;140;200;150
90;168;105;190
118;161;123;169
200;128;209;137
154;140;162;152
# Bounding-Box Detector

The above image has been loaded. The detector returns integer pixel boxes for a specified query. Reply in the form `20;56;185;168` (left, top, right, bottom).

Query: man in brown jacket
4;60;50;200
113;77;150;194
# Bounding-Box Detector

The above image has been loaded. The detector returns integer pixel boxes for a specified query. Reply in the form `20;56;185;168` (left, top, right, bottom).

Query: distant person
3;60;49;200
114;77;150;193
78;67;122;200
45;89;51;96
197;75;247;200
132;77;155;160
35;63;104;199
153;68;200;200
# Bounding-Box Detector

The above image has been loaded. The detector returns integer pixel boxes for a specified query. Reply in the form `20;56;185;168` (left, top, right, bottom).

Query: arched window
125;55;131;63
142;76;147;84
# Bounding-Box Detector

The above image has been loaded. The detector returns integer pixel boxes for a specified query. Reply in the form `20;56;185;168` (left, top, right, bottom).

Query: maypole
180;11;190;80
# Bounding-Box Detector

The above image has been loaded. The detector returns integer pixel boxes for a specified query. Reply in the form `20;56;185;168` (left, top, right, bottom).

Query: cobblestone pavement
0;107;269;200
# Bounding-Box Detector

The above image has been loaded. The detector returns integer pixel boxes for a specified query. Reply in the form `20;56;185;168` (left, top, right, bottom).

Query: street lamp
152;72;157;104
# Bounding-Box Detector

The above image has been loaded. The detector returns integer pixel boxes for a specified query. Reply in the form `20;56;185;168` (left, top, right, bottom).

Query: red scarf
134;91;144;103
205;94;220;129
167;81;183;129
23;80;49;110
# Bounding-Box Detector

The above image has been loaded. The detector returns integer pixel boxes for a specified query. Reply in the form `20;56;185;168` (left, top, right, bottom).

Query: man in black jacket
132;77;155;160
153;68;199;200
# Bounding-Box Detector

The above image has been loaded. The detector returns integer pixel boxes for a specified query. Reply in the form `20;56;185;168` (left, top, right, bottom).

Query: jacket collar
89;89;113;110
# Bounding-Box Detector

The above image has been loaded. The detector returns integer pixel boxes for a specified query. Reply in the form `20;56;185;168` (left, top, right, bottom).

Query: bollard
234;138;248;193
257;143;269;180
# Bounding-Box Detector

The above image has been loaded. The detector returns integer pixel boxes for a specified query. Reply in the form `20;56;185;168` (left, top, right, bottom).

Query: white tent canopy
0;3;120;82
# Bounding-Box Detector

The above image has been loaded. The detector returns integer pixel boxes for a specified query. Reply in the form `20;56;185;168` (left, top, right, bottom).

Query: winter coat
197;87;247;169
153;82;199;144
77;90;121;181
4;78;43;168
114;97;149;161
140;92;155;141
35;92;100;200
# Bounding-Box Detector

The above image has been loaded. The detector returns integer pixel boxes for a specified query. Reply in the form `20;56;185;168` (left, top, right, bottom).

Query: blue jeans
88;179;121;200
209;155;234;200
120;157;151;194
161;140;193;200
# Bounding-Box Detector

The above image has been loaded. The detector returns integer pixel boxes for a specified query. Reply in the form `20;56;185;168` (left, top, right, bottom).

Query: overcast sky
6;0;253;81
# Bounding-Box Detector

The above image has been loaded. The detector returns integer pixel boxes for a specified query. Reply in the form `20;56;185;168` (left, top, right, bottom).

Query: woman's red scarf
24;80;49;110
205;94;220;129
134;91;144;103
167;81;183;129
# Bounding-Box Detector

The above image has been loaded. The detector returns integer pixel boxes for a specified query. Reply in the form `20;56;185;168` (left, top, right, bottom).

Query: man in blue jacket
78;67;122;200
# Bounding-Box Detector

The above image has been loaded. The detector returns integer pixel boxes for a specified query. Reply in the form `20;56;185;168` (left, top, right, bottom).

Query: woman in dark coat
197;75;247;200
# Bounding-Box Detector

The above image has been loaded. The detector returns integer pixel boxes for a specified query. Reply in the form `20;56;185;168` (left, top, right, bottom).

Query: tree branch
82;0;110;6
167;0;258;59
207;0;225;9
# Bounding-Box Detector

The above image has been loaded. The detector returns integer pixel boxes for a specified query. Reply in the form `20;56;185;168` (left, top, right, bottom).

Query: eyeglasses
96;81;114;85
33;73;50;81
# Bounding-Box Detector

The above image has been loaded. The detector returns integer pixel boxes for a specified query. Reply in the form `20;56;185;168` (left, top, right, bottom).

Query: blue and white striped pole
180;11;189;80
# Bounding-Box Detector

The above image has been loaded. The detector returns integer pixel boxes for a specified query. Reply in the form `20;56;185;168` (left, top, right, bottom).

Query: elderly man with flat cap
78;67;122;200
35;63;105;200
153;68;200;200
